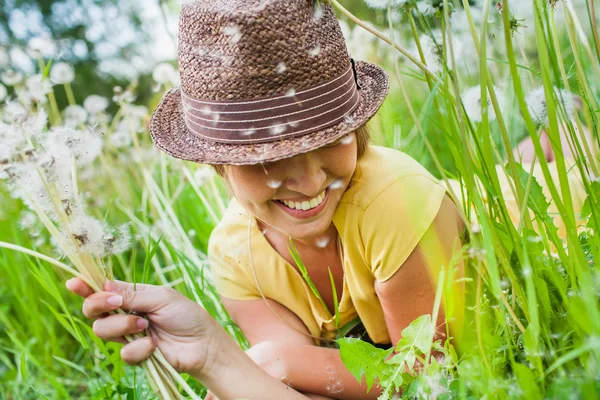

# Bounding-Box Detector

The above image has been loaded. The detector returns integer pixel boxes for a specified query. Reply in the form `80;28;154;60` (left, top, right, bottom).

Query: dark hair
211;123;371;178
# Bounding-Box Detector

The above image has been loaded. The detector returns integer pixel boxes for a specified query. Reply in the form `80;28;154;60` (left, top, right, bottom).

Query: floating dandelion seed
261;228;269;235
201;106;212;115
50;62;75;85
1;70;23;86
313;3;325;20
83;95;109;114
340;134;354;145
285;89;296;97
276;62;287;74
308;45;321;57
329;179;345;190
316;236;330;248
269;124;287;135
288;121;299;128
267;180;282;189
242;128;257;136
211;112;221;125
526;86;575;127
343;115;356;125
188;229;197;238
221;25;243;44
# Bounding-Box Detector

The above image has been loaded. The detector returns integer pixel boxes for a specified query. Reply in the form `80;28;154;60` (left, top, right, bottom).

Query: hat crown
178;0;352;101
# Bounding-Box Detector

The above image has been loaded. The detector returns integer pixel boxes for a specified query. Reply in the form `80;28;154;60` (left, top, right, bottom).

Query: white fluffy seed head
526;86;575;127
50;62;75;84
152;62;179;85
83;95;109;114
461;85;506;123
63;105;88;127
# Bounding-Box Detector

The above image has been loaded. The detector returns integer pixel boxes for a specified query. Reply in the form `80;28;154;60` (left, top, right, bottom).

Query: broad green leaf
337;337;394;392
513;363;542;400
395;314;434;354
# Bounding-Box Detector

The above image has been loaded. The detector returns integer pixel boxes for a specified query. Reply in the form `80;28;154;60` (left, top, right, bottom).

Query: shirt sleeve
207;236;262;301
362;174;447;283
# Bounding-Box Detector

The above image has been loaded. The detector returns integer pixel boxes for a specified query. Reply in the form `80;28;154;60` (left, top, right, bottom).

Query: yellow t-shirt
207;145;459;347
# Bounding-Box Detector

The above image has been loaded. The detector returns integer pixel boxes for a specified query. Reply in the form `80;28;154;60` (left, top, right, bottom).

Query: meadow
1;0;599;398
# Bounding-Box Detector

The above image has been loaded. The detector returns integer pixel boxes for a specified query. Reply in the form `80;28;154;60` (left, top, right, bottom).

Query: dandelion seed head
1;70;24;87
110;129;132;148
267;179;282;189
68;214;107;255
308;45;321;57
276;62;287;74
50;62;75;85
329;179;345;190
152;62;179;85
364;0;392;10
83;95;109;114
63;105;88;127
103;223;132;255
269;124;287;136
461;85;506;123
27;36;56;58
24;74;52;103
221;25;243;44
19;211;37;230
526;86;575;127
194;166;215;185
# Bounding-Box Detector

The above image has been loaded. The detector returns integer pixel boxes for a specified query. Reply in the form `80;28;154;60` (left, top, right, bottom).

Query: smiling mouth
275;188;327;211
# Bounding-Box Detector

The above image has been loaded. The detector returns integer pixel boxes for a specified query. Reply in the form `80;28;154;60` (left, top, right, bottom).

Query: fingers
104;279;152;293
92;314;149;340
82;291;127;318
66;278;95;298
120;336;157;365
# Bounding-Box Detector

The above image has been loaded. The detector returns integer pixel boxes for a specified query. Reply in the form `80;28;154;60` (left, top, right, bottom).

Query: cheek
228;168;273;203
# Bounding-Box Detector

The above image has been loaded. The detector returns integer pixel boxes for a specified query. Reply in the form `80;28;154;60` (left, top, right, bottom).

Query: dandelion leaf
505;161;558;239
395;314;434;354
513;363;541;399
581;180;600;231
337;337;394;392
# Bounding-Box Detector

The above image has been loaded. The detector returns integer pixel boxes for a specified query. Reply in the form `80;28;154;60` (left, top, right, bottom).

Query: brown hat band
180;65;360;144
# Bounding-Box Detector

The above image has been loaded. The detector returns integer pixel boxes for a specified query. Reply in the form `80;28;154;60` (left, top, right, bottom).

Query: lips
273;188;330;219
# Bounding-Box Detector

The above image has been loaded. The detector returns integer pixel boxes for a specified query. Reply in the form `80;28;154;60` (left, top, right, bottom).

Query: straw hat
149;0;389;165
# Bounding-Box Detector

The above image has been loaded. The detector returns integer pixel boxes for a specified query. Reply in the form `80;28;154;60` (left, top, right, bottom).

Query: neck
257;220;339;252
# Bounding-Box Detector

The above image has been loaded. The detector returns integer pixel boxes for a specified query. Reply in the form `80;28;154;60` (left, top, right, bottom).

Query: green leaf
52;356;88;376
395;314;434;354
288;238;331;318
513;363;541;399
337;337;394;392
327;267;340;329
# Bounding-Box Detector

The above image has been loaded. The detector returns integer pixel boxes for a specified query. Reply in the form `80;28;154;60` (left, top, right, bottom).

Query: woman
68;0;591;399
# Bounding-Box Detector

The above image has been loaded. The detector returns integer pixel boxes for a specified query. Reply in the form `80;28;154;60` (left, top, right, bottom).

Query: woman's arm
195;333;310;400
250;340;383;400
374;195;466;353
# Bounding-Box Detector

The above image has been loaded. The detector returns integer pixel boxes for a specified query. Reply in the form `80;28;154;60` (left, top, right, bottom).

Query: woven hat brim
149;61;389;165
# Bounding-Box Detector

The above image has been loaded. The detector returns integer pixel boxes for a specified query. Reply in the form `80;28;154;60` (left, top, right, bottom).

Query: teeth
280;189;326;211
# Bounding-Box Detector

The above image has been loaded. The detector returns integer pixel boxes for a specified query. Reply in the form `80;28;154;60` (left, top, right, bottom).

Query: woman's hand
66;278;221;378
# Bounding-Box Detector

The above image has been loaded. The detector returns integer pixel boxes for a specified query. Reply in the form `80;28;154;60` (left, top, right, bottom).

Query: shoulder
208;198;250;259
340;145;446;211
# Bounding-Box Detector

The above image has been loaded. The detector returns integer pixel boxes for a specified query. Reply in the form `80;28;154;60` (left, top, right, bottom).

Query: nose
281;152;326;197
